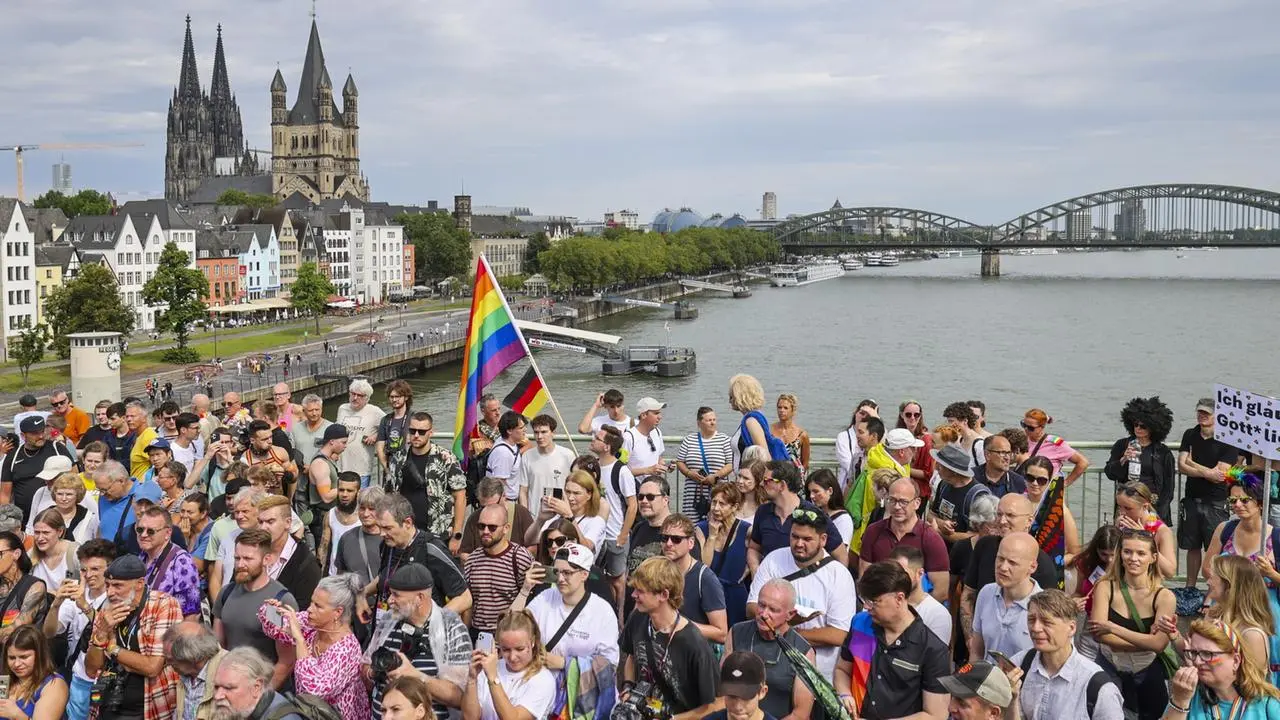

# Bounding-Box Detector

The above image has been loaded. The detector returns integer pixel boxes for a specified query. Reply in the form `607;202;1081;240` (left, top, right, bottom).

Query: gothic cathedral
270;20;370;203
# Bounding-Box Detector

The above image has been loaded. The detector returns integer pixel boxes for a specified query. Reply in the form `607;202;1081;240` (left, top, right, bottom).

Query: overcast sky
3;0;1278;224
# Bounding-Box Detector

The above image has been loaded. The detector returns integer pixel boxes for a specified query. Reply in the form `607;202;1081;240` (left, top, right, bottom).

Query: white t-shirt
335;403;386;477
599;460;636;541
914;594;952;646
589;414;631;435
170;438;204;474
539;515;606;552
518;445;577;506
749;548;858;680
326;508;362;573
830;511;855;549
622;427;664;474
486;440;522;500
56;588;108;681
475;662;556;720
526;587;620;664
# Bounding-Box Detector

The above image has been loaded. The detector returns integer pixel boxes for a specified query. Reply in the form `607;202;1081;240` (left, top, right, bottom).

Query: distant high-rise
762;192;777;220
1114;200;1146;242
1066;209;1092;242
51;163;72;194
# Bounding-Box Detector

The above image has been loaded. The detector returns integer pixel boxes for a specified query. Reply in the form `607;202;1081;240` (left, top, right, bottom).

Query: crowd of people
0;378;1276;720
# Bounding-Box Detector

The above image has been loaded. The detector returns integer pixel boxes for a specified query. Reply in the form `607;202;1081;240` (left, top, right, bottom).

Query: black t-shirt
1180;427;1240;500
963;534;1060;591
1;441;72;522
839;612;948;720
620;613;719;714
105;430;135;466
928;480;991;533
377;531;467;610
401;453;431;529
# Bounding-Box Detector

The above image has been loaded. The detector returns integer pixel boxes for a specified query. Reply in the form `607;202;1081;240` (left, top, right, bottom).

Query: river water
374;249;1280;454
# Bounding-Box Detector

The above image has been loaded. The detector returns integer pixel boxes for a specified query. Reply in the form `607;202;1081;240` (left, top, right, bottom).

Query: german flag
503;366;548;418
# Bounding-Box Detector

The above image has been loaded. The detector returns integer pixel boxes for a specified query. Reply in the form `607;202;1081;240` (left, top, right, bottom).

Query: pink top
1029;434;1076;475
258;607;370;720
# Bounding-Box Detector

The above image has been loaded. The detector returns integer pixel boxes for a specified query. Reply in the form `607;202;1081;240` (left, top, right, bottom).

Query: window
45;269;51;279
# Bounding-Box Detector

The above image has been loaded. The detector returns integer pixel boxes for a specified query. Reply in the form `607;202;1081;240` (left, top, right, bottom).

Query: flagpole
481;255;579;456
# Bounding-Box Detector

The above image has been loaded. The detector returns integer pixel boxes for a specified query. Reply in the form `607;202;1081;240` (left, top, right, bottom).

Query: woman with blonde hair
1158;554;1277;679
463;610;556;720
728;374;769;468
529;470;605;551
1162;619;1280;720
771;393;810;471
1115;482;1178;577
45;473;97;544
1089;529;1176;720
382;676;433;720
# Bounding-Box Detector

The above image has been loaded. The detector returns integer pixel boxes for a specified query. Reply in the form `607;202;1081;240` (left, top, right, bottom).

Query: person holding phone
514;543;619;675
527;471;605;552
43;538;113;720
516;415;575;513
0;625;67;720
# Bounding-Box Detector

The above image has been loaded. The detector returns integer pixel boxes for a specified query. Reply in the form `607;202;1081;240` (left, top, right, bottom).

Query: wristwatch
451;532;463;541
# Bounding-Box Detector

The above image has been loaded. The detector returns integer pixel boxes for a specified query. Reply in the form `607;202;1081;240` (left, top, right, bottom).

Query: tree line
538;227;780;292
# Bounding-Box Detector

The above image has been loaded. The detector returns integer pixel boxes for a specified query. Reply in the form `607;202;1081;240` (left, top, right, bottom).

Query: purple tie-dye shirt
140;543;201;617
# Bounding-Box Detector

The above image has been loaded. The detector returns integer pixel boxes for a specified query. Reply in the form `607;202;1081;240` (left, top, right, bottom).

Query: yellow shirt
78;471;97;493
130;426;158;480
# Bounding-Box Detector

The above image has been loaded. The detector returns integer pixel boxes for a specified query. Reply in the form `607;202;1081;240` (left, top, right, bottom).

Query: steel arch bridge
775;184;1280;250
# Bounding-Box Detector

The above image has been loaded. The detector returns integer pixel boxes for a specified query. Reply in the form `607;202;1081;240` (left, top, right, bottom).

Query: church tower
208;24;245;161
164;16;215;203
270;20;369;203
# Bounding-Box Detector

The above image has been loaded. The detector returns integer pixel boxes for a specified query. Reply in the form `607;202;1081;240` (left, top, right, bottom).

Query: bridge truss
772;206;989;250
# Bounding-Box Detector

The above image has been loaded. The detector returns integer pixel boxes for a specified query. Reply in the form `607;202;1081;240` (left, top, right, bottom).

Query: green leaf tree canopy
32;189;112;218
397;212;471;283
290;261;336;333
141;242;209;353
524;231;551;274
11;322;49;388
44;263;136;359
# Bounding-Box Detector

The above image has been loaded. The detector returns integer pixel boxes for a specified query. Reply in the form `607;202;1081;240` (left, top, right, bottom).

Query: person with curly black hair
1104;396;1176;526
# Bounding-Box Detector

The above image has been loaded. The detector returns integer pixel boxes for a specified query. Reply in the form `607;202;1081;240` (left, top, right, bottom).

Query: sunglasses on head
791;508;819;522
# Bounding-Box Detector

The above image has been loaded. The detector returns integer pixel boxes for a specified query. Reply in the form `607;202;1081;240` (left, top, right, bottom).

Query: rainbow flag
503;366;548;419
846;611;876;713
452;256;531;459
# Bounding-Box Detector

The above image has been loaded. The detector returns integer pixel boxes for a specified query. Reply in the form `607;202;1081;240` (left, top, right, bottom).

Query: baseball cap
322;424;350;443
144;437;171;452
636;397;666;414
884;428;924;451
37;455;75;481
720;652;766;699
938;662;1013;708
1196;398;1215;414
556;542;595;572
18;416;46;434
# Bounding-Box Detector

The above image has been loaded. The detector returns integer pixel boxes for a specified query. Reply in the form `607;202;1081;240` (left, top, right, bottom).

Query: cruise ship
839;254;864;271
770;262;847;287
879;253;900;267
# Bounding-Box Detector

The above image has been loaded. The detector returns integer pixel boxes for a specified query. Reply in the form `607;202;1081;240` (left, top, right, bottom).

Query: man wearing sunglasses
50;389;92;446
390;412;467;552
624;398;671;479
623;477;677;618
659;513;727;644
462;503;534;646
135;505;202;621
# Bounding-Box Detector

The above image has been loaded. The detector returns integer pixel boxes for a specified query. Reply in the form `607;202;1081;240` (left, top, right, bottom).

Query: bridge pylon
981;249;1001;277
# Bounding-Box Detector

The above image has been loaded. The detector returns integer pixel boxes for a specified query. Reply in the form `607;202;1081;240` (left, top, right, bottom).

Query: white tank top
326;508;362;573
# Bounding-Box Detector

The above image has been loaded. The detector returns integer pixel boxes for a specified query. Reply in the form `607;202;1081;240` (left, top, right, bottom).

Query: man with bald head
857;477;950;601
462;502;534;645
961;494;1059;650
969;532;1040;663
271;383;302;433
191;394;217;444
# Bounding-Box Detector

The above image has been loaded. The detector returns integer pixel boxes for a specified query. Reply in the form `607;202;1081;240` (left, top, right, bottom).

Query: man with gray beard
210;647;305;720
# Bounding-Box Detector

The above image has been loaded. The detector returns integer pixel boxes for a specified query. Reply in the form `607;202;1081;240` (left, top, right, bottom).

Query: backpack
465;443;516;507
738;410;792;464
1019;650;1115;717
263;692;343;720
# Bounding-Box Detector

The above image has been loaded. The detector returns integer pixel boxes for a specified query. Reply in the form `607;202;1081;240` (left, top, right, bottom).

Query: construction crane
0;142;144;202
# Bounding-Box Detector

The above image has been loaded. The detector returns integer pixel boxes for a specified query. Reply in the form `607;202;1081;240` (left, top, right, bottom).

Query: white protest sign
1214;384;1280;461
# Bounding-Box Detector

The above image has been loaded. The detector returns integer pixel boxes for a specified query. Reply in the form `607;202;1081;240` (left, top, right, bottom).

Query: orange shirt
60;406;92;444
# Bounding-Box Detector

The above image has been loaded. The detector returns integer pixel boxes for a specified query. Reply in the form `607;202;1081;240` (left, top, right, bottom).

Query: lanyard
1204;692;1246;720
696;434;709;475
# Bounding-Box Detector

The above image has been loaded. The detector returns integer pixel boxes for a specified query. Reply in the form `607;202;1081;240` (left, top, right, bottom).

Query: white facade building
0;199;39;354
604;209;640;230
762;192;777;220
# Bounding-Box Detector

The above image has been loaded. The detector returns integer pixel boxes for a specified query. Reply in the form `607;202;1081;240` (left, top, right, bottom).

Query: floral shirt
258;607;370;720
387;443;467;538
140;543;202;617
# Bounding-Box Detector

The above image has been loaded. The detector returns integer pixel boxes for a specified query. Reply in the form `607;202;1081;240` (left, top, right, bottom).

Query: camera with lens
611;681;669;720
369;647;403;679
90;669;127;713
371;621;427;681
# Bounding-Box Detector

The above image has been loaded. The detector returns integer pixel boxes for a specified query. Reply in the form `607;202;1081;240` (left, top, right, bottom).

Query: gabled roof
231;206;291;236
0;199;19;230
62;214;133;250
35;245;76;272
118;199;195;230
289;20;343;124
187;174;273;205
23;207;68;245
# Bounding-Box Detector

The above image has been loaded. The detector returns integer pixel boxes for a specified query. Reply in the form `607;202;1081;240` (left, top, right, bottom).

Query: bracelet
1167;701;1191;714
838;694;853;700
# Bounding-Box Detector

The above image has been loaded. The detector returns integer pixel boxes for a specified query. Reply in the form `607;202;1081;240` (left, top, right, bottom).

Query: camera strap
640;619;688;710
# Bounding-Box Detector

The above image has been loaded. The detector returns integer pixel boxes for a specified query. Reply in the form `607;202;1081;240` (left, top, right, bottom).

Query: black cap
389;563;433;591
321;424;350;444
720;651;766;699
19;416;46;434
105;555;147;581
18;394;37;408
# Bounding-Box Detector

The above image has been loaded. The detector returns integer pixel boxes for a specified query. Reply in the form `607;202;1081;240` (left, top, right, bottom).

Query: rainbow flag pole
452;254;576;459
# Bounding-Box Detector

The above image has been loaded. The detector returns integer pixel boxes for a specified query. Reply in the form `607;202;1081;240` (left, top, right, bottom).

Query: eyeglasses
1026;475;1052;486
886;497;916;507
637;493;664;502
1184;649;1230;663
995;511;1029;520
407;428;431;436
477;523;502;533
1019;421;1041;432
862;593;901;610
660;534;690;545
987;449;1013;457
135;526;166;537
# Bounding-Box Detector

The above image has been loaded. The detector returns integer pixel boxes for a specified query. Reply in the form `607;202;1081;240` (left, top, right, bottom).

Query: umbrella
765;618;856;720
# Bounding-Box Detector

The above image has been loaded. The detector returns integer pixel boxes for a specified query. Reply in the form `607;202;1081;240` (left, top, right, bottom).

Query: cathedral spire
211;23;231;102
177;14;202;99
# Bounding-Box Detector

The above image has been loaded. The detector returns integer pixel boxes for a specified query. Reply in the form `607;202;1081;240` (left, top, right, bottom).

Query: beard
338;498;359;514
211;706;252;720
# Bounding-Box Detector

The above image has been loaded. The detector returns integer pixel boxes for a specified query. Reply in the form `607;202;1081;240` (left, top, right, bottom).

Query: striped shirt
463;542;535;632
371;609;473;720
676;431;733;518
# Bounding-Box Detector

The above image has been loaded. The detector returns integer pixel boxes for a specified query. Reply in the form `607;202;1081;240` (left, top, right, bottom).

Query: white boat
935;249;962;259
879;254;900;267
770;262;847;287
864;253;883;267
841;257;864;271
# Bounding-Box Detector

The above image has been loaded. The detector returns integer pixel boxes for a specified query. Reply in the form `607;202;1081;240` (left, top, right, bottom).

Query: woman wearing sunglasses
1205;473;1280;588
1023;456;1080;569
1018;409;1090;486
1163;619;1280;720
1104;397;1176;526
896;400;935;503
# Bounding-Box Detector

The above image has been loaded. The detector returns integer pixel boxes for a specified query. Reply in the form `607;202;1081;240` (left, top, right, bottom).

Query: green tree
215;189;278;209
10;322;48;388
142;242;209;363
397;212;472;283
44;263;136;359
290;262;336;334
524;232;551;274
32;189;112;218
